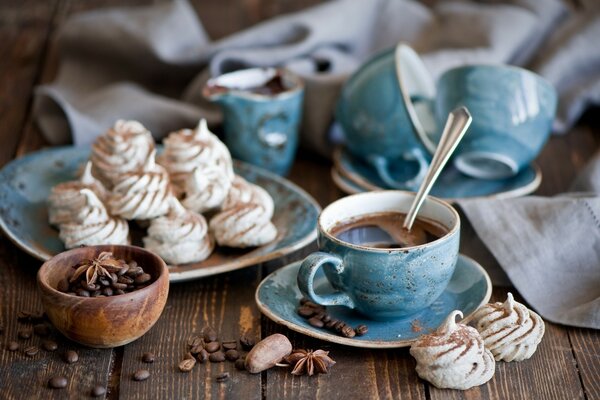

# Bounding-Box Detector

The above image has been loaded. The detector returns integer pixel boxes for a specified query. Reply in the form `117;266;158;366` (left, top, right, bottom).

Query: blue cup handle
368;147;429;191
297;252;355;309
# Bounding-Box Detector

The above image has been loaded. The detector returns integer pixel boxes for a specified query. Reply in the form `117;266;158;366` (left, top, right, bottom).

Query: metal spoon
403;106;472;231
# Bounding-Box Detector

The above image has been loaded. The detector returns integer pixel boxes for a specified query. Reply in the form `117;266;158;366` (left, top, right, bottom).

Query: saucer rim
255;254;492;349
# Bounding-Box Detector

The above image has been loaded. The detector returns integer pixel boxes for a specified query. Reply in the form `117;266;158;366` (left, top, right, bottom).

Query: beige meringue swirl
59;189;129;249
143;197;214;265
410;310;495;390
158;119;234;196
471;292;545;362
182;166;232;213
108;150;172;220
209;175;277;248
91;119;155;188
48;161;108;227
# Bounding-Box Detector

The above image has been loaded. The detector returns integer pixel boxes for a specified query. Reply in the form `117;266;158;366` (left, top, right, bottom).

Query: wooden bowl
37;245;169;348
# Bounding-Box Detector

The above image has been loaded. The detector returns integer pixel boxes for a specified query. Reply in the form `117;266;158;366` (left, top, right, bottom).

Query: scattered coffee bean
48;376;68;389
42;340;58;352
325;319;338;329
341;325;356;338
308;317;324;328
222;340;237;350
205;341;220;353
334;321;346;332
7;341;19;351
133;369;150;381
18;329;31;339
239;334;255;350
34;324;50;337
187;336;203;348
135;273;151;285
24;345;39;357
297;306;315;318
209;351;226;363
225;349;239;361
91;385;106;397
17;310;44;323
355;324;369;336
190;344;203;354
234;358;246;370
203;327;218;343
57;278;70;293
178;357;196;372
64;350;79;364
216;372;230;382
193;348;207;364
142;352;155;363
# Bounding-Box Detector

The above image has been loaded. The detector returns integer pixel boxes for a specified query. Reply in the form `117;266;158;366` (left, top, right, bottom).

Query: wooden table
0;1;598;399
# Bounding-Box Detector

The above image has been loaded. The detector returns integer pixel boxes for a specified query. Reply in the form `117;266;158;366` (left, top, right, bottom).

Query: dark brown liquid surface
329;211;448;249
206;75;287;97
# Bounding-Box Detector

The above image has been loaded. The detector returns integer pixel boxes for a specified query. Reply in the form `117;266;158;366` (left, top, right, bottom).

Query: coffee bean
7;341;19;351
112;282;127;290
234;358;246;370
57;278;70;292
76;289;90;297
98;277;111;287
127;266;144;277
325;319;339;329
196;349;209;364
222;340;237;350
321;314;332;323
142;352;155;363
313;311;327;320
17;310;44;323
114;289;125;296
203;327;218;343
216;372;230;382
308;317;324;328
334;321;346;332
133;369;150;381
34;324;50;337
42;340;58;352
239;334;255;350
48;376;67;389
355;324;369;336
299;297;309;305
304;301;325;310
91;385;106;397
134;273;151;284
18;329;31;339
178;357;196;372
297;306;315;318
118;265;129;276
102;287;114;296
91;291;102;297
109;272;118;283
118;275;134;285
190;345;203;354
341;325;356;338
82;282;98;291
128;261;138;269
24;345;39;357
204;341;220;353
188;336;203;348
209;351;226;363
225;349;239;361
64;350;79;364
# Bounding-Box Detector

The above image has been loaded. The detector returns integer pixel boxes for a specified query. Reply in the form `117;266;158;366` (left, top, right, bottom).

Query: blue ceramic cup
204;68;304;176
433;65;557;179
297;191;460;321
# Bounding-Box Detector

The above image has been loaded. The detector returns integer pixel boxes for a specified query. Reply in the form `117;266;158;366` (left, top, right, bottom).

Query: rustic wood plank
569;328;600;400
117;265;263;400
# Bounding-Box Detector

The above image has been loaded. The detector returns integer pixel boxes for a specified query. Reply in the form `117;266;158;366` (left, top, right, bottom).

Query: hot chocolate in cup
297;191;460;321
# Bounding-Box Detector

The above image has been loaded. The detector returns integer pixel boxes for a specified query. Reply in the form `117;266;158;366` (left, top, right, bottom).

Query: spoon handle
403;107;472;230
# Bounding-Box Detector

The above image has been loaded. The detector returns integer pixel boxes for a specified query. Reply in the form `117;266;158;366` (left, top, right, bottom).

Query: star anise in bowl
70;251;125;287
284;349;336;376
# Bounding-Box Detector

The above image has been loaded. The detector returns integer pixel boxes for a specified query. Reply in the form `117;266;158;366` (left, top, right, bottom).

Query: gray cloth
32;0;600;329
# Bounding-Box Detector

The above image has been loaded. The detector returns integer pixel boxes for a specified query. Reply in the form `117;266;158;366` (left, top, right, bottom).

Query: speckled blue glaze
335;146;541;199
0;146;320;282
256;256;492;348
436;65;557;179
205;68;304;176
297;191;460;321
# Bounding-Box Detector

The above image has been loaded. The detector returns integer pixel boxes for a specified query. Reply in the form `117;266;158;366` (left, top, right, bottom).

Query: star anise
69;251;124;286
284;349;336;376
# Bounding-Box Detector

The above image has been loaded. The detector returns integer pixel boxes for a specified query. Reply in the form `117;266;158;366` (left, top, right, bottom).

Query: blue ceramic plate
333;147;541;200
0;146;320;282
256;255;492;348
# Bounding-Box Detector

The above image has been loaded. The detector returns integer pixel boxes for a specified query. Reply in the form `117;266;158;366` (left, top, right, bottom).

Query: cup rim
318;190;460;253
203;67;304;102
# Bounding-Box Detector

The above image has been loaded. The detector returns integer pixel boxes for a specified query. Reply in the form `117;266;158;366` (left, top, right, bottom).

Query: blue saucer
333;147;541;200
255;254;491;348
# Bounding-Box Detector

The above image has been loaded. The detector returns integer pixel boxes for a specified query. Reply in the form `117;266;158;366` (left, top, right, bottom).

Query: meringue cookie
59;189;129;249
209;175;277;248
48;161;108;227
410;310;495;390
91;119;155;188
108;150;172;220
471;293;545;362
182;166;232;213
158;119;234;196
143;197;214;265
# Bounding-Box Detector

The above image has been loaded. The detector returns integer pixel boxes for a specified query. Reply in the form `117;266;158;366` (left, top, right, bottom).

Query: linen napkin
31;0;600;329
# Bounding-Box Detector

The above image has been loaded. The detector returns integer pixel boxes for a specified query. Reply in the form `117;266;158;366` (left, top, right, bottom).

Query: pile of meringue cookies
410;292;546;390
47;119;278;265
